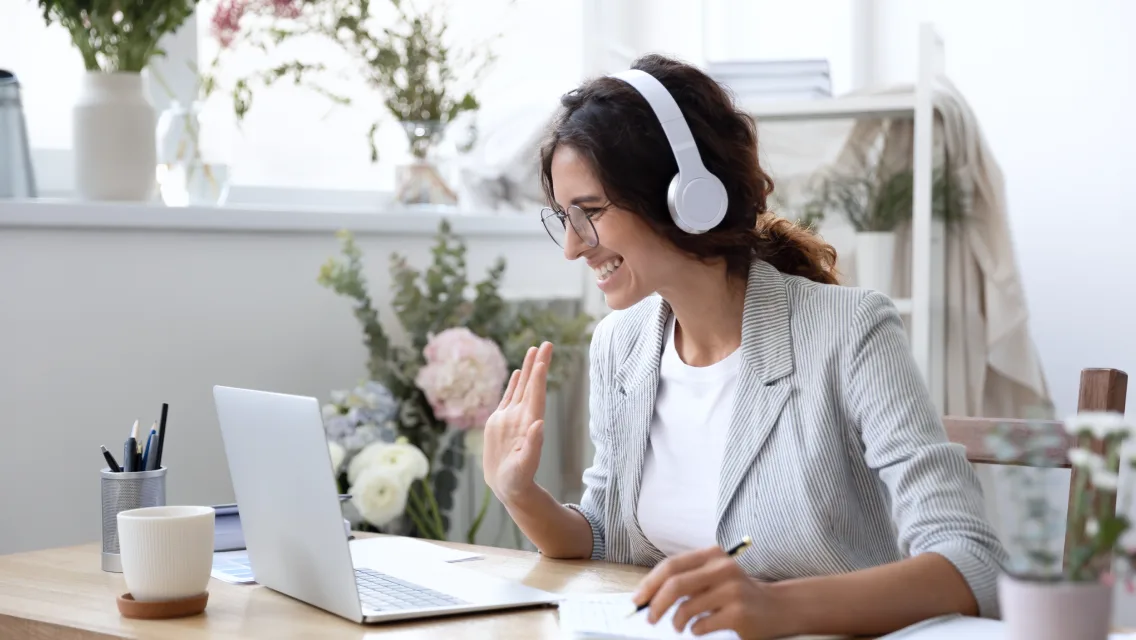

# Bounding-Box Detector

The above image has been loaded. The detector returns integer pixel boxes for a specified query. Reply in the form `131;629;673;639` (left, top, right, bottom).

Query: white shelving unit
739;23;948;411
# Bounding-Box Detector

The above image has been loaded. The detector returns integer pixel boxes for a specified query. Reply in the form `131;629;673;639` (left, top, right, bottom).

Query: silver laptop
212;385;560;623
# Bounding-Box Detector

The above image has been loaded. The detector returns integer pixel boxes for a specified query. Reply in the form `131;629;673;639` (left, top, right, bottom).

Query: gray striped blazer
565;259;1007;618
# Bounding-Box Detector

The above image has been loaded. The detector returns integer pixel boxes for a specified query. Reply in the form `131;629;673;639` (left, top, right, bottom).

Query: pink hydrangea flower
415;328;508;430
211;0;248;48
266;0;302;19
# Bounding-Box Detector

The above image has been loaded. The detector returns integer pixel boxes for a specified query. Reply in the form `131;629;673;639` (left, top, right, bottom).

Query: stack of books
705;59;832;103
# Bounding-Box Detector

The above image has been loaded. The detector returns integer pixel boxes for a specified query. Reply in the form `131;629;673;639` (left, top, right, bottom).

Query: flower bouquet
317;220;591;541
988;411;1136;640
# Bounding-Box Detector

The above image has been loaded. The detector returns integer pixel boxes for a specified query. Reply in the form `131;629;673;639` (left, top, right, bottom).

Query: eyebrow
570;195;605;206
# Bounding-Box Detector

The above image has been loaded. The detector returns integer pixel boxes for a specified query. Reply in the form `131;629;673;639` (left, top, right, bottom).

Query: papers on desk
209;536;484;586
557;592;740;639
348;536;484;565
876;615;1136;639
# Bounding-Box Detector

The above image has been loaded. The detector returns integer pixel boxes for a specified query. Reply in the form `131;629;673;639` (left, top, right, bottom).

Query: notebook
556;593;848;639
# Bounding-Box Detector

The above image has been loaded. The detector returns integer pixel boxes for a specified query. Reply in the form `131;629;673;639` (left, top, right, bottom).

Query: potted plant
987;412;1136;640
316;221;591;541
277;0;496;207
37;0;200;202
801;144;966;296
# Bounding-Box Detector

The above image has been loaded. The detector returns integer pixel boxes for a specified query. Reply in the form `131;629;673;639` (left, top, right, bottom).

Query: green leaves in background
36;0;200;72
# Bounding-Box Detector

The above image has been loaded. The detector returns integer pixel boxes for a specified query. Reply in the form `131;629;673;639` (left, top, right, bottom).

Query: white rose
1068;447;1105;470
349;466;409;528
1085;518;1100;538
1065;411;1130;438
347;440;430;486
322;403;340;420
1092;470;1120;492
328;441;346;474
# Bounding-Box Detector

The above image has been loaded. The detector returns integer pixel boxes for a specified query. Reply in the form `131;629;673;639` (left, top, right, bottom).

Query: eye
583;207;608;220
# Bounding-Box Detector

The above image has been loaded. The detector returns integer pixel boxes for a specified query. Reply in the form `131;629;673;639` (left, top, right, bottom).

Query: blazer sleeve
563;315;614;561
844;291;1008;619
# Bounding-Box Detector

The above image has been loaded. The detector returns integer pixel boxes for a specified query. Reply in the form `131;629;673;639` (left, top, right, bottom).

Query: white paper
210;550;257;584
208;538;484;586
557;592;741;639
877;615;1136;639
348;536;484;565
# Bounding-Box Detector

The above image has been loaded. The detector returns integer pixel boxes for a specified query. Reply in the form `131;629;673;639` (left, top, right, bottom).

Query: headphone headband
609;69;708;179
608;68;728;234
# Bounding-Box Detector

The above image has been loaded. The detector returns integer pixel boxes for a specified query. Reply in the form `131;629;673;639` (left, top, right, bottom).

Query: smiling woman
480;52;1009;640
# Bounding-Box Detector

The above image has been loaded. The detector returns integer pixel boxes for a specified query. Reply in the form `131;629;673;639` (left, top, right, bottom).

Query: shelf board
743;93;916;122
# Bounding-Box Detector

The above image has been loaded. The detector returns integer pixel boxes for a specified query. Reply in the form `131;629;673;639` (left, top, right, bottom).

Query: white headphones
609;68;729;234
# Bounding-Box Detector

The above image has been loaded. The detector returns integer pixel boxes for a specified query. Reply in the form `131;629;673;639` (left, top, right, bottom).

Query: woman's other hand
483;342;553;505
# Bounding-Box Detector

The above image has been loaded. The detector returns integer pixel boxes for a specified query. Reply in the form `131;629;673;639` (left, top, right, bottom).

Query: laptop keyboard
355;568;468;612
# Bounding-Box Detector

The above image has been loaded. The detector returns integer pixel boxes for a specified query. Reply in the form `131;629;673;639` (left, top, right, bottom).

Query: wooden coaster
117;592;208;619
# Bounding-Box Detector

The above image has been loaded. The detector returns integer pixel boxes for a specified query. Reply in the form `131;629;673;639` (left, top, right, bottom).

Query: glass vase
155;100;231;207
394;120;458;208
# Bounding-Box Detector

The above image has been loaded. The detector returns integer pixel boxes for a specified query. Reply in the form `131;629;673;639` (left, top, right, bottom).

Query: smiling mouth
592;257;622;281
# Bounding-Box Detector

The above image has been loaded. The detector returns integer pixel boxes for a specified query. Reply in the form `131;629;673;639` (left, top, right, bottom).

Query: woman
481;54;1006;640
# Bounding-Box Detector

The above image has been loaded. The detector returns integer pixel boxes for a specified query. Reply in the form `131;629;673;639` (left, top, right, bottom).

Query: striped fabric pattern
564;259;1007;619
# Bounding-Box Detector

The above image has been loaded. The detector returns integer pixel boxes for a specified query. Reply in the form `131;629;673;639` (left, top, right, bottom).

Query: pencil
627;536;753;617
154;403;169;468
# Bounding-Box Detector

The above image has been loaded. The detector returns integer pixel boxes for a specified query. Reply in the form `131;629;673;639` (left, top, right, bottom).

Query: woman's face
550;144;681;311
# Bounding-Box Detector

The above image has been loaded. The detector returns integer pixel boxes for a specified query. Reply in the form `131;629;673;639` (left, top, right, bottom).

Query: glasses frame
540;204;610;249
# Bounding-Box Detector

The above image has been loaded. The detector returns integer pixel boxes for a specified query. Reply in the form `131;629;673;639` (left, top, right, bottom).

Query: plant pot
394;120;457;208
73;72;157;202
854;231;897;296
395;161;458;207
998;574;1113;640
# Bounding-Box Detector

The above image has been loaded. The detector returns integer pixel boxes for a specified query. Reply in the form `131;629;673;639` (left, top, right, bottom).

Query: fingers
523;343;553;422
511;346;538;406
644;555;734;624
689;605;742;637
670;580;737;633
498;369;521;409
633;546;726;610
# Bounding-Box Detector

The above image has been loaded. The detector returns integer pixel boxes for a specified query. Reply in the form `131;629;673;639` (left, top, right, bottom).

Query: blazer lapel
715;261;795;529
613;296;670;563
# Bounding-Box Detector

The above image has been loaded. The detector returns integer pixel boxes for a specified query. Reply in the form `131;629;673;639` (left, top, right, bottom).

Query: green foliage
272;0;496;161
36;0;199;72
317;219;592;539
802;144;969;233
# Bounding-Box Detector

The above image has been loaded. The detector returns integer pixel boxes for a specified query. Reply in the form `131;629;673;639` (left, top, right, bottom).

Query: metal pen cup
100;466;167;572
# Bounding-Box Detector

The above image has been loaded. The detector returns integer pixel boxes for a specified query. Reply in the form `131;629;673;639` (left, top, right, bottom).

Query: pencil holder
101;467;167;572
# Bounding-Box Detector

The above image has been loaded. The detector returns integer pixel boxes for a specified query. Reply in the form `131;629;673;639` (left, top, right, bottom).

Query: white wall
0;211;583;555
870;0;1136;625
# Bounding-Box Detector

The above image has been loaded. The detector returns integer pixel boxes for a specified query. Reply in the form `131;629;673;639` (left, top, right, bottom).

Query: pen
627;536;753;618
123;437;137;472
142;427;158;471
101;445;122;473
154;403;169;469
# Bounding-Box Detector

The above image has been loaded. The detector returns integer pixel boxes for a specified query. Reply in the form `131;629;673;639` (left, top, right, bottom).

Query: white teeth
592;258;622;280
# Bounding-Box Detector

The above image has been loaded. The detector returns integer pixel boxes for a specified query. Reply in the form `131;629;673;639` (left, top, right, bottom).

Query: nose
562;223;588;261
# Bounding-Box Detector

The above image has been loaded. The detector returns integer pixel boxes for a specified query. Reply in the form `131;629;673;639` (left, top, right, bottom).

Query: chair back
941;368;1128;571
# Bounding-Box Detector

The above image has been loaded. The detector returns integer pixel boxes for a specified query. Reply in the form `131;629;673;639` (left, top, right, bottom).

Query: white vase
854;231;897;296
998;574;1113;640
73;72;157;202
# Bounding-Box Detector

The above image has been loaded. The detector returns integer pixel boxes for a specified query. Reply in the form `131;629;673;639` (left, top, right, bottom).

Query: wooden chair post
1064;368;1129;569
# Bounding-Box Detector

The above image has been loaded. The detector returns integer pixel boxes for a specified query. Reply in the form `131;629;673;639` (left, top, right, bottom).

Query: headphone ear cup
666;174;682;227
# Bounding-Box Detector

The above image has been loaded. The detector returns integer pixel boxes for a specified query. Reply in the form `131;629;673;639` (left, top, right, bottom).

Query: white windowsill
0;198;544;237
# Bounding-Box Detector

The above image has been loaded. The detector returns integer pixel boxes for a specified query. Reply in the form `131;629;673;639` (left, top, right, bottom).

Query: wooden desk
0;538;654;640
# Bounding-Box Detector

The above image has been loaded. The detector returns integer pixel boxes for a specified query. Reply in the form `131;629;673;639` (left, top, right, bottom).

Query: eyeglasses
540;204;608;248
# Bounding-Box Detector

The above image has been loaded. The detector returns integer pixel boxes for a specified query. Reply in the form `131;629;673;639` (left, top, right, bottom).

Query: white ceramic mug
117;505;215;602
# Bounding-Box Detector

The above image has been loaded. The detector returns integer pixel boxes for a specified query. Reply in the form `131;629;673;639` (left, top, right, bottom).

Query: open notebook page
557;593;848;639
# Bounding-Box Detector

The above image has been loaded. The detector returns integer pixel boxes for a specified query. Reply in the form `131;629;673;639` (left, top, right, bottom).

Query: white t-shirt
636;314;741;557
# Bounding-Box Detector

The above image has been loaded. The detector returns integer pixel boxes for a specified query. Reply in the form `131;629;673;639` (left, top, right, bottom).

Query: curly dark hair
539;54;839;285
